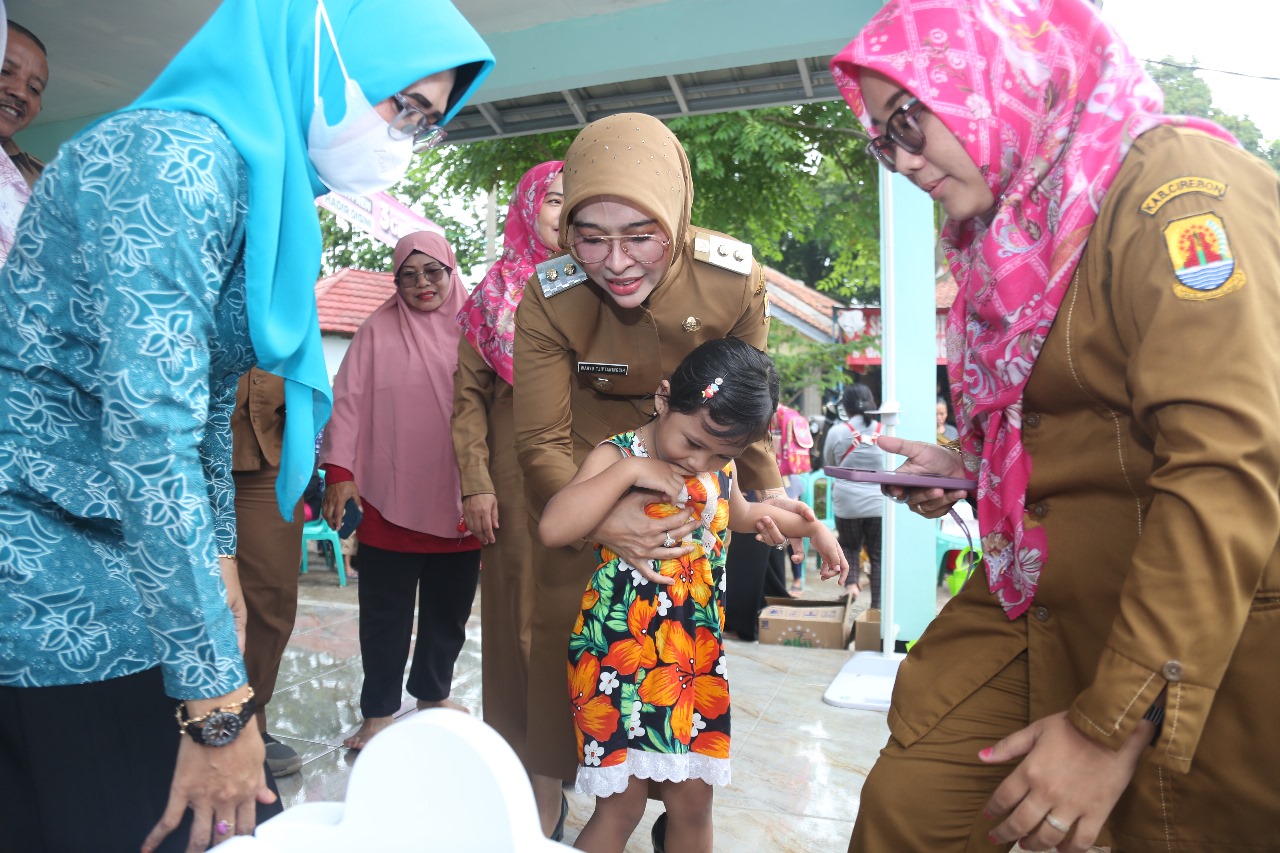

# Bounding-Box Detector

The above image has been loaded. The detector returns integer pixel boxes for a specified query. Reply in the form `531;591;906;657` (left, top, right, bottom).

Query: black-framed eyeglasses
396;264;451;287
388;93;447;152
568;230;672;265
867;97;927;172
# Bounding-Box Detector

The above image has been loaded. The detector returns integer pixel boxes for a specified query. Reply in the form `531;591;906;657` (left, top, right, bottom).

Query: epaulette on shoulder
535;254;588;297
691;230;753;275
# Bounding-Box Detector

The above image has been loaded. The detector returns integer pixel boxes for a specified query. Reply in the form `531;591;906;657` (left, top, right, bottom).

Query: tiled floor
267;553;895;851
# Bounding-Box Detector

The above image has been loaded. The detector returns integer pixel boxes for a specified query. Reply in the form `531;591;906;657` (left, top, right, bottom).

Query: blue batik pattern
0;111;255;698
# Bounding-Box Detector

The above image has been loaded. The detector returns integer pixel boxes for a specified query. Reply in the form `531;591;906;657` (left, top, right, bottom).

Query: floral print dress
570;430;733;797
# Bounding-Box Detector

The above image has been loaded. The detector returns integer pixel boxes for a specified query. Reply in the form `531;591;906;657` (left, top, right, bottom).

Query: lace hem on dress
574;748;732;798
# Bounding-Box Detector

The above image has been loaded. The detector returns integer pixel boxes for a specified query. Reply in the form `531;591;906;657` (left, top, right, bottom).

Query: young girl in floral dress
539;338;850;852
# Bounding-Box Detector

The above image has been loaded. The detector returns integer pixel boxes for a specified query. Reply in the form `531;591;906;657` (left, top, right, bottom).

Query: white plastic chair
210;710;572;852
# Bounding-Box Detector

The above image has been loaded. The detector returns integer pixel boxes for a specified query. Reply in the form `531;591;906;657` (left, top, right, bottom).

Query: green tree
1147;57;1279;173
382;104;881;298
767;320;876;406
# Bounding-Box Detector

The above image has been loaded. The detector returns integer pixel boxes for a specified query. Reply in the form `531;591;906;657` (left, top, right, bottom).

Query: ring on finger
774;543;786;550
662;532;676;548
1043;813;1071;834
891;494;909;504
215;819;234;835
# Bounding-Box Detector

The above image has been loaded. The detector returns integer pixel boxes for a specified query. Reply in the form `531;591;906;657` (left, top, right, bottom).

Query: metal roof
444;55;839;143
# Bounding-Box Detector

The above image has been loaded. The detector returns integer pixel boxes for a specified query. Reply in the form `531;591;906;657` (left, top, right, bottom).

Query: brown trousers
848;653;1030;852
233;464;304;732
478;391;537;758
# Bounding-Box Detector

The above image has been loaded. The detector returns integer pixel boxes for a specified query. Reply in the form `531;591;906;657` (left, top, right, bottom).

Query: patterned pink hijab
833;0;1234;618
321;231;470;537
457;160;563;385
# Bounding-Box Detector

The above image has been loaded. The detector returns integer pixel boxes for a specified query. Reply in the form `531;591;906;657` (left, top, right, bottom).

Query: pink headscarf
457;160;563;385
321;231;469;537
833;0;1234;618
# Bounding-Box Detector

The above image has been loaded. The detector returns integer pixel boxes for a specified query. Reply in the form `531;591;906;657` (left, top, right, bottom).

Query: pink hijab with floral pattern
833;0;1234;618
457;160;563;385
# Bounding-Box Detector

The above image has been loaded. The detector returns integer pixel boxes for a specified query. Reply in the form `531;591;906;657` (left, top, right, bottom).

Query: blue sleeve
67;116;249;698
204;379;238;557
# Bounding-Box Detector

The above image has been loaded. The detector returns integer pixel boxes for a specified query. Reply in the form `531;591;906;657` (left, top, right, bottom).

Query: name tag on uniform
577;362;629;376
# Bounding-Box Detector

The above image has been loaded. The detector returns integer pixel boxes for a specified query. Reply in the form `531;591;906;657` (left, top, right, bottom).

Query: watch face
200;710;244;747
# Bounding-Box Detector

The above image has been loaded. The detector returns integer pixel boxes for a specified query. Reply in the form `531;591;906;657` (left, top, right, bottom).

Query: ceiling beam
561;89;590;125
666;75;691;114
796;58;815;98
476;103;506;135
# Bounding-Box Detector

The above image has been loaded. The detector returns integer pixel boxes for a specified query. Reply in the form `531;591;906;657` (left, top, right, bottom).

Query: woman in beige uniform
833;0;1280;850
512;113;802;837
452;160;563;767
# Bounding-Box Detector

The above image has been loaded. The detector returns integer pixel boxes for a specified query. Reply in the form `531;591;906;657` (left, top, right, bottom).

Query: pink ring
216;819;234;835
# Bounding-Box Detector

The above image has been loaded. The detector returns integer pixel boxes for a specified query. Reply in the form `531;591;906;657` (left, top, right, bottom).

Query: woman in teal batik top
0;1;492;850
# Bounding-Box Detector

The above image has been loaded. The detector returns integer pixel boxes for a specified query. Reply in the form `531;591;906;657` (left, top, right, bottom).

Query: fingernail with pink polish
978;747;993;759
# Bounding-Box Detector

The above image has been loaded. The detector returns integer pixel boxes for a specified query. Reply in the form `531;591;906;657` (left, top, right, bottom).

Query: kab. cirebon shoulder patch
1162;212;1245;301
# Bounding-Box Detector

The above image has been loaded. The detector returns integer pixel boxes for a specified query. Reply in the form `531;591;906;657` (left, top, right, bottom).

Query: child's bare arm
539;450;684;548
727;476;850;583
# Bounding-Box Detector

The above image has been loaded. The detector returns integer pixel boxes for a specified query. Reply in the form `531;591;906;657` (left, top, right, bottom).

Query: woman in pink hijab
321;230;481;751
833;0;1280;850
451;160;569;837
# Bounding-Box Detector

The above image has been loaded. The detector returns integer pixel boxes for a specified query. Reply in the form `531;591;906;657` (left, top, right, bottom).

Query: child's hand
628;457;686;502
810;525;851;585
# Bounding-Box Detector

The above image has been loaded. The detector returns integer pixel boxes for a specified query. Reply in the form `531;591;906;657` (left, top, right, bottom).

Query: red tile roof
315;268;396;335
763;266;845;336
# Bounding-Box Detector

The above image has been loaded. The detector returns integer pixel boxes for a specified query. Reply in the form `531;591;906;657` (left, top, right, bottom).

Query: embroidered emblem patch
1162;212;1245;300
1140;176;1227;216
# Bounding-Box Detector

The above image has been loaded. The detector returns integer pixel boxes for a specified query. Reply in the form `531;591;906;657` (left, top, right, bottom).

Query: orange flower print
568;654;620;758
644;501;683;522
602;596;657;675
691;729;730;759
661;551;715;607
573;587;600;636
637;622;729;744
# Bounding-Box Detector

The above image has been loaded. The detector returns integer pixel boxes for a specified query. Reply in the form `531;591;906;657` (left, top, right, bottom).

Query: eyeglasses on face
396;264;451;287
569;231;671;265
867;96;927;172
388;93;447;152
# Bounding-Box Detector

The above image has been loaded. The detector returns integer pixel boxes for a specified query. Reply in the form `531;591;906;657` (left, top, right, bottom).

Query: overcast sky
1100;0;1279;141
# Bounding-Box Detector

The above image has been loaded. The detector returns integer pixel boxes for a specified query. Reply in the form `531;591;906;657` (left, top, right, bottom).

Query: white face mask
307;0;414;197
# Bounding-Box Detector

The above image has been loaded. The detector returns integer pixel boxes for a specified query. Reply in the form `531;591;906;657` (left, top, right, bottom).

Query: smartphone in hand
827;467;977;491
337;498;363;539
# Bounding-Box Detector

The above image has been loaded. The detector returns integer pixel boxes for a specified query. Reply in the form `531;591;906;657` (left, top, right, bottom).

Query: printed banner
316;191;443;249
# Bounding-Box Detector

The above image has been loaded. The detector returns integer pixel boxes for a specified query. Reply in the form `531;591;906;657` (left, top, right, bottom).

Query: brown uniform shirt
231;367;286;472
894;127;1280;842
451;339;500;498
513;236;782;515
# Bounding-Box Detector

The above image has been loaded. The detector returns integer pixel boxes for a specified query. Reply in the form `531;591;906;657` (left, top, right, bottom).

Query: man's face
0;30;47;144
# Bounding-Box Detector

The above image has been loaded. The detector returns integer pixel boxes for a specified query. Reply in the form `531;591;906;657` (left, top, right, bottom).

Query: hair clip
701;377;724;401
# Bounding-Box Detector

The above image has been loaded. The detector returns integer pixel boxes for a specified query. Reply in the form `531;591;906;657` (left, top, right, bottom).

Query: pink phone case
826;467;977;491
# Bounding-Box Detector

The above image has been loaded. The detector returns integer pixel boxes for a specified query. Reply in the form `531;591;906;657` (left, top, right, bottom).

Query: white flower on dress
715;655;727;678
627;707;646;740
655;590;672;617
598;669;620;695
583;740;604;766
630;566;650;587
690;712;707;738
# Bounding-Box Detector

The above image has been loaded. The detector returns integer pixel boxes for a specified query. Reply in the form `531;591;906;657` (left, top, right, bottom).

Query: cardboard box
757;595;855;649
853;608;882;651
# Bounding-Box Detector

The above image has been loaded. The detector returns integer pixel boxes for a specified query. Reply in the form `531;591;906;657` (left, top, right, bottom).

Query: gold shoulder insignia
1140;176;1227;216
691;230;753;275
535;254;588;297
